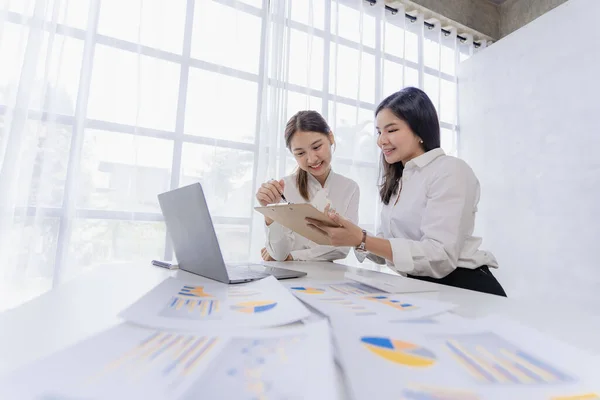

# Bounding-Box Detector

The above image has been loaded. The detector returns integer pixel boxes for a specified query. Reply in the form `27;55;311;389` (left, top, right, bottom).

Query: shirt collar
307;168;334;189
405;148;445;170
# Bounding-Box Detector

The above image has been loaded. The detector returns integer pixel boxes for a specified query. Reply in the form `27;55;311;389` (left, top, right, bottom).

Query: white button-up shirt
265;170;360;261
359;148;498;278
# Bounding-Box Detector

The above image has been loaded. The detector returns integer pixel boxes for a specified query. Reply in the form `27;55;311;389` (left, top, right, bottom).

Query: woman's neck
401;149;426;166
313;167;331;187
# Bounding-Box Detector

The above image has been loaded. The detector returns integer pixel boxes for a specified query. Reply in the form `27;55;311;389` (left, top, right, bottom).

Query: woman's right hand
256;179;285;207
256;179;285;225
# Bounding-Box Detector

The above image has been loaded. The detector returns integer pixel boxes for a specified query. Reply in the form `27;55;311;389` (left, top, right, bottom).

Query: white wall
457;0;600;310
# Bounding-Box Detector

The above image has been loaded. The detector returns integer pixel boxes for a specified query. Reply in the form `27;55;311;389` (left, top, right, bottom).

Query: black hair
285;110;332;201
376;87;441;205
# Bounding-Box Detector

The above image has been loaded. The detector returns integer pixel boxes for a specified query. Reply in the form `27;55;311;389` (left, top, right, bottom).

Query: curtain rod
364;0;482;48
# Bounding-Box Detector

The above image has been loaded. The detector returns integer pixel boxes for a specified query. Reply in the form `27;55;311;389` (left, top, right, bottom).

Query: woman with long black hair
307;87;506;297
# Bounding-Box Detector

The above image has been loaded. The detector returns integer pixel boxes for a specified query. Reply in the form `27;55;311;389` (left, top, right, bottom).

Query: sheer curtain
0;0;477;310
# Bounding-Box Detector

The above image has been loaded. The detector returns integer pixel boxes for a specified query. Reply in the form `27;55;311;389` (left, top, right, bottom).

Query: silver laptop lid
157;183;230;283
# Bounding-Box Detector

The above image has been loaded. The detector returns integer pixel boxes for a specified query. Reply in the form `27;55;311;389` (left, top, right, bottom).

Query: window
98;0;186;54
192;1;262;73
0;0;468;286
181;144;255;218
290;0;326;30
185;68;258;143
328;102;377;163
78;130;173;212
287;29;325;90
7;0;91;30
88;45;180;130
329;43;376;104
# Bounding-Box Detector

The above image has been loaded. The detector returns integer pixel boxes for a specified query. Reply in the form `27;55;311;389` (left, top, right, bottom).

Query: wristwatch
355;229;367;253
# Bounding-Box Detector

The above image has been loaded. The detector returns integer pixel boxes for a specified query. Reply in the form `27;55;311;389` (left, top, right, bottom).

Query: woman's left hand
260;247;275;261
306;205;363;247
261;248;293;261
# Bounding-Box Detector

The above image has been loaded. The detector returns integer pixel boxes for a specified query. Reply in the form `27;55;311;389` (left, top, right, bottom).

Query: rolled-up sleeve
387;161;478;279
344;184;360;224
264;222;294;261
290;245;350;262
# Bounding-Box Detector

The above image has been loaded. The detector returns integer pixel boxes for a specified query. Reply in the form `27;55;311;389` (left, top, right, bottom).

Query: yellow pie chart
361;337;436;367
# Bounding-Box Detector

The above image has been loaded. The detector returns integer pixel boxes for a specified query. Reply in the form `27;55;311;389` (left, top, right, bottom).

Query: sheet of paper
285;280;455;322
332;315;599;400
344;271;440;293
120;276;311;331
0;321;337;400
284;279;388;295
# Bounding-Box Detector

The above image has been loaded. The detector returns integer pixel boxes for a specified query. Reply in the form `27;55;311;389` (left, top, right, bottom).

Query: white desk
1;261;599;398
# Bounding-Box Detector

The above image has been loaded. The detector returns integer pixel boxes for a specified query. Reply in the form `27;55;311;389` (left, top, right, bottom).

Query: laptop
157;182;307;284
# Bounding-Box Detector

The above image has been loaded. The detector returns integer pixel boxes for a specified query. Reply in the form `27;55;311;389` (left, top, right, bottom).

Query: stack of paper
3;272;598;399
119;276;311;331
0;321;337;400
285;280;456;322
332;315;599;400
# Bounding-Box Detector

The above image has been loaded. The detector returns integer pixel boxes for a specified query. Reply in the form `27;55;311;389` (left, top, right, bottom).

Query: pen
151;260;178;270
271;178;289;203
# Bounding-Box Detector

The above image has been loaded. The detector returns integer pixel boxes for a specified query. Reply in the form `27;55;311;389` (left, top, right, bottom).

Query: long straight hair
284;110;332;201
376;87;441;205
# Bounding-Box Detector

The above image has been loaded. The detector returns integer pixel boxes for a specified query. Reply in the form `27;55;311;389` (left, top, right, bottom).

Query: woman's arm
264;222;295;261
380;160;478;278
355;198;386;265
362;235;394;262
290;245;350;261
308;160;479;278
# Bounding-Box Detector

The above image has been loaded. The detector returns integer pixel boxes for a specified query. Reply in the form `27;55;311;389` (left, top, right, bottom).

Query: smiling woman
255;110;360;263
306;88;507;297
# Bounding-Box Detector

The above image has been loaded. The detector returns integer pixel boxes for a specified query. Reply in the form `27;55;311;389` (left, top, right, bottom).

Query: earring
419;140;423;144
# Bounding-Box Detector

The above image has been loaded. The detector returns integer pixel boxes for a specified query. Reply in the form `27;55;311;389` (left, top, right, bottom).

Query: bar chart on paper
443;332;573;385
295;291;454;322
1;321;336;400
178;285;214;297
290;281;381;296
159;297;221;319
119;276;311;330
81;331;219;396
366;295;417;311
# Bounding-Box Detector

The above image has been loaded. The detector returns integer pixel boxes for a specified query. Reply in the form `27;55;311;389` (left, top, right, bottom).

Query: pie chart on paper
361;337;436;367
231;301;278;313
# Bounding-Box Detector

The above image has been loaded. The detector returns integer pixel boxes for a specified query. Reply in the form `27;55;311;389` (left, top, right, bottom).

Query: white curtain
0;0;477;310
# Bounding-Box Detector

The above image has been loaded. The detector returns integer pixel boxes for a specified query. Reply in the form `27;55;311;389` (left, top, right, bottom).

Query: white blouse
358;148;498;278
264;170;360;261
